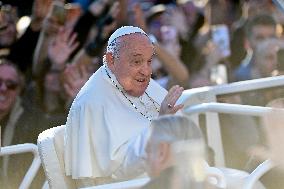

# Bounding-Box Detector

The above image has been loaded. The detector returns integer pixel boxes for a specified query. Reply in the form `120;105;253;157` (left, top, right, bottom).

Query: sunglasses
0;79;19;90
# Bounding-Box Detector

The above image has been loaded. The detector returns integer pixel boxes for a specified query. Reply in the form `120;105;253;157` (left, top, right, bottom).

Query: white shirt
64;65;167;180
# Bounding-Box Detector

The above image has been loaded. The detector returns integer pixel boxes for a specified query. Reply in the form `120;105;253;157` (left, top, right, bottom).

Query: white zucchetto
107;26;148;46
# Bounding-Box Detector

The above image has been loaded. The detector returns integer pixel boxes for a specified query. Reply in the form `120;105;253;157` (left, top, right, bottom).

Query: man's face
0;11;17;47
0;64;20;114
108;34;154;97
249;25;276;51
256;43;278;77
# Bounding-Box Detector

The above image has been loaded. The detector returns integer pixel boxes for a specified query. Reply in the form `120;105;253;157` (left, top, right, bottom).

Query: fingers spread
167;85;184;106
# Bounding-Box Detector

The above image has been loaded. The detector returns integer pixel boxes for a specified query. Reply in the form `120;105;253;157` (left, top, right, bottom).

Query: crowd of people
1;0;284;188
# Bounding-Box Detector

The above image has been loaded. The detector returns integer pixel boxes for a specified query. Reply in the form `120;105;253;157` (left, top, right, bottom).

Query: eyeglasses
0;79;19;90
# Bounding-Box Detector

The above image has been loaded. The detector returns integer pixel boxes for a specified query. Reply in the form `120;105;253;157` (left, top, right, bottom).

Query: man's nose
140;63;152;76
0;82;8;91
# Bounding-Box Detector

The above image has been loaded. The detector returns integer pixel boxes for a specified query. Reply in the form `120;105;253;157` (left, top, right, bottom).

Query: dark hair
245;14;276;38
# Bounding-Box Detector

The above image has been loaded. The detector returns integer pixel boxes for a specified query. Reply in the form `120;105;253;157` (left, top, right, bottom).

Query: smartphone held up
50;1;66;25
211;24;231;58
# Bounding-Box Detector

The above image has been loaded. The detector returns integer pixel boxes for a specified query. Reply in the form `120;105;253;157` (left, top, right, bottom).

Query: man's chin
126;88;147;97
125;84;149;97
128;91;145;97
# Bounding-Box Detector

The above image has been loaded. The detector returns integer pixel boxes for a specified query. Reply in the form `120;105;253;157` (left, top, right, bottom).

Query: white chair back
244;159;274;189
178;76;284;166
37;125;76;189
218;160;273;189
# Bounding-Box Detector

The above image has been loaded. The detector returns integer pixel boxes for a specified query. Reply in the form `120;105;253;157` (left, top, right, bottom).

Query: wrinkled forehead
118;33;151;46
122;35;154;59
112;33;153;55
107;31;152;52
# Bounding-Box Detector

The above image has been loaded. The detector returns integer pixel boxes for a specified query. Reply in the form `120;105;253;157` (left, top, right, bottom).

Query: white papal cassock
64;64;167;180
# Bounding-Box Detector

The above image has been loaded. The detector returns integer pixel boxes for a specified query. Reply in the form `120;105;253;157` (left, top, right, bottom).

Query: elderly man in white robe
64;26;184;186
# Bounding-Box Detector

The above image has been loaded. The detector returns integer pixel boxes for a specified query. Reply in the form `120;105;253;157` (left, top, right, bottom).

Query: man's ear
106;52;115;72
158;142;172;166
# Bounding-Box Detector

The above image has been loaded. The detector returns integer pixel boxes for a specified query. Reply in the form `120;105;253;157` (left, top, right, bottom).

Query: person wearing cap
64;26;184;186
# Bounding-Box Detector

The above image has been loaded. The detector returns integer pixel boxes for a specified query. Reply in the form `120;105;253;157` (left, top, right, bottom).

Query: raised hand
100;2;120;39
31;0;53;30
62;64;90;100
65;3;82;29
89;0;115;16
132;3;147;32
159;85;184;115
42;1;66;36
163;6;188;39
48;27;79;70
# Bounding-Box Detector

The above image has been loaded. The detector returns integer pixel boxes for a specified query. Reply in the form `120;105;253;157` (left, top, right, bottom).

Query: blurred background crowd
1;0;284;188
